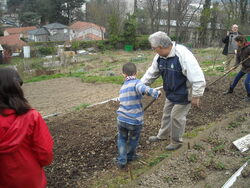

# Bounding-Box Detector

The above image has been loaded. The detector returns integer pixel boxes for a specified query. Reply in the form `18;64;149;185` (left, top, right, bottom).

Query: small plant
163;176;173;183
235;115;246;122
193;144;204;151
206;134;223;146
214;161;226;170
191;166;207;181
212;144;225;153
74;103;90;111
188;153;198;163
228;121;241;129
215;66;224;72
149;152;169;167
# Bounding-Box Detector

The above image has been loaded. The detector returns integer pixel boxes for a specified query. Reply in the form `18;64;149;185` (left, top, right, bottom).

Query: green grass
149;152;169;167
24;72;85;83
212;144;225;153
214;161;226;170
228;121;241;129
74;103;90;111
188;153;198;163
193;144;204;151
184;124;212;138
81;75;124;85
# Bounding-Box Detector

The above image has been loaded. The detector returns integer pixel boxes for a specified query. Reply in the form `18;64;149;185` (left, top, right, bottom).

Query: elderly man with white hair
141;31;206;150
222;24;242;71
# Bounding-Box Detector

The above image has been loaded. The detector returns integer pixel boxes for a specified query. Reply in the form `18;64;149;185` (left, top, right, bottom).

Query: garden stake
128;165;134;180
206;56;250;88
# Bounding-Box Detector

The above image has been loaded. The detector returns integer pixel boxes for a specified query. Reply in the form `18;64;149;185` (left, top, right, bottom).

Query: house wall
34;35;49;42
71;27;103;40
4;31;9;36
47;28;70;41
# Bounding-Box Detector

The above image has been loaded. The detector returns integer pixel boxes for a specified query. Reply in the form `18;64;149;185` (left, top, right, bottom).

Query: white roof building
0;0;7;11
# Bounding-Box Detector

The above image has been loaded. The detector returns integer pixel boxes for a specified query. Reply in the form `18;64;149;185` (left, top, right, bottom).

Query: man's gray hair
148;31;172;48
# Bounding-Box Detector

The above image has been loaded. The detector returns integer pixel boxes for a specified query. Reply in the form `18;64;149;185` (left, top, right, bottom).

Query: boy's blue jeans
117;120;142;166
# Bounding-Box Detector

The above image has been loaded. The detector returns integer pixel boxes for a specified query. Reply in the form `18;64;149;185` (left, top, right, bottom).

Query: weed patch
212;144;226;153
74;103;90;111
191;165;207;181
188;153;198;163
228;121;241;129
193;144;204;151
149;152;169;167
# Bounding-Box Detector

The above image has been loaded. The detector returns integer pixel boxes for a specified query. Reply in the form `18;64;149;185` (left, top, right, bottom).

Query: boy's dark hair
235;36;247;43
122;62;137;76
0;68;31;116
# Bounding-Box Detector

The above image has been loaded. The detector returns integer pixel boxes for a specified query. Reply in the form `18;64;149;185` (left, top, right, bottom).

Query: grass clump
212;144;226;153
191;165;207;181
188;153;198;163
193;144;204;151
74;103;90;111
149;152;169;167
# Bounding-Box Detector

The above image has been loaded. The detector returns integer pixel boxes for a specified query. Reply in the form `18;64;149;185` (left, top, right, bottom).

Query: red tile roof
70;21;105;32
0;34;27;49
4;26;37;35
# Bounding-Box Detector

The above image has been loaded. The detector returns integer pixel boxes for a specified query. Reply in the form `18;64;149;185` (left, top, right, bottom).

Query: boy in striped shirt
116;62;161;169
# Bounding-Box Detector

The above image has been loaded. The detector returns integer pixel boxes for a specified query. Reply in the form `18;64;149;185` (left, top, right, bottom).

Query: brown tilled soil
36;76;250;188
23;77;121;116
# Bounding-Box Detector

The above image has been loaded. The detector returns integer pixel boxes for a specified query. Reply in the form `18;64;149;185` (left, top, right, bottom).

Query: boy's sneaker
127;154;139;163
148;136;166;142
166;143;182;151
117;164;126;170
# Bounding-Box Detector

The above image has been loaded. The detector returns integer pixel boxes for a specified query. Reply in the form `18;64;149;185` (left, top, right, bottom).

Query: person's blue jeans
117;120;142;166
230;71;250;95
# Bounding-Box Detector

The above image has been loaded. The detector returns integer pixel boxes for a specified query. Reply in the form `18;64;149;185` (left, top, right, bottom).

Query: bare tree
220;0;249;31
144;0;162;33
86;0;109;40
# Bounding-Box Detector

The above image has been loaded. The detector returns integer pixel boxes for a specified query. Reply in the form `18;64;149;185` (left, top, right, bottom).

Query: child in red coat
0;68;54;188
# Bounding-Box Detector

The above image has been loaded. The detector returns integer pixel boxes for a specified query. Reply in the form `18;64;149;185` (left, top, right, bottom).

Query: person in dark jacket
0;68;54;188
222;24;242;71
223;36;250;102
141;31;206;151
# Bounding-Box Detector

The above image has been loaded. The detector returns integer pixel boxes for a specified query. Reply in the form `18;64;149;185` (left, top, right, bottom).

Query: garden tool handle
144;98;157;111
206;56;250;88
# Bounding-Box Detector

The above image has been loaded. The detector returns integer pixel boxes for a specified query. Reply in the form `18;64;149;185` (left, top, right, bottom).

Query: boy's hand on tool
191;97;201;108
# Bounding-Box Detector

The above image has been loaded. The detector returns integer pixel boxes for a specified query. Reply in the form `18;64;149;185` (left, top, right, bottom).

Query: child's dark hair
235;36;247;43
0;68;31;116
122;62;137;76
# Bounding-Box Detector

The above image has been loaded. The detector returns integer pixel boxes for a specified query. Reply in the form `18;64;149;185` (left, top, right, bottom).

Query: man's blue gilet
157;55;189;104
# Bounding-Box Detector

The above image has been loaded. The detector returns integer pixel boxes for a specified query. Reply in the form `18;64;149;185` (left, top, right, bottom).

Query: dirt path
23;77;121;116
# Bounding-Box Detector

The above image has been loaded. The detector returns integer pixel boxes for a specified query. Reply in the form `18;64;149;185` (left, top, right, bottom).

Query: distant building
28;23;70;42
0;34;27;51
4;26;37;38
0;0;7;11
69;21;105;41
27;28;50;42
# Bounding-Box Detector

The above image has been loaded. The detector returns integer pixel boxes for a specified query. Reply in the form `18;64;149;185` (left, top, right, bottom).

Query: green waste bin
246;36;250;42
124;45;133;52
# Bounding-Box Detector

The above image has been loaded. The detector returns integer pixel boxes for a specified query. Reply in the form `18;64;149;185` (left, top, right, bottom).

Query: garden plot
40;76;250;188
23;77;121;116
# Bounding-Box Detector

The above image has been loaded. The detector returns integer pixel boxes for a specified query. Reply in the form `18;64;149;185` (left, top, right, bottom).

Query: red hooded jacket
0;109;54;188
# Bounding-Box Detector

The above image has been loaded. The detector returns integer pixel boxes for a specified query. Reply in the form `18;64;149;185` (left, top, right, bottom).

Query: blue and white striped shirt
117;76;160;125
